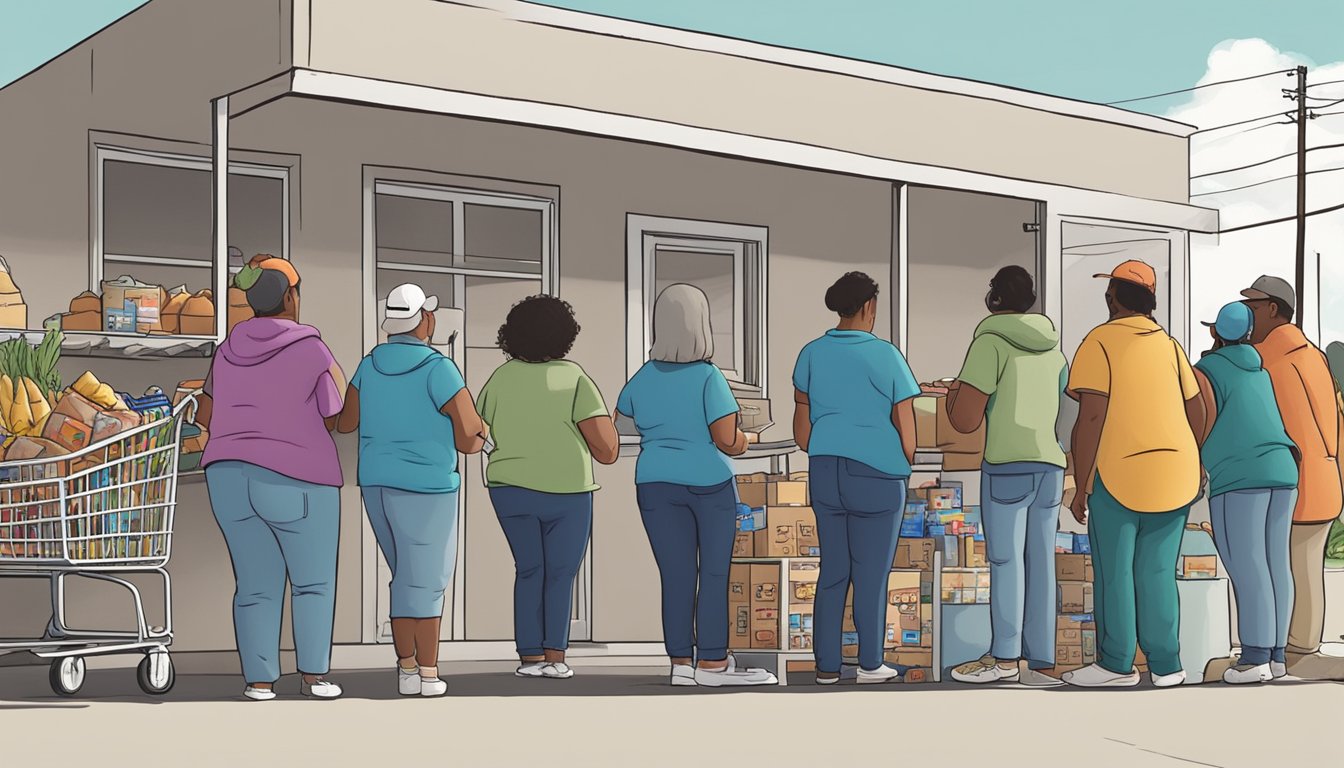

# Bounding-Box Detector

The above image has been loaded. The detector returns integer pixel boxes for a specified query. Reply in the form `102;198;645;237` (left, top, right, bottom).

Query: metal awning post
211;97;229;342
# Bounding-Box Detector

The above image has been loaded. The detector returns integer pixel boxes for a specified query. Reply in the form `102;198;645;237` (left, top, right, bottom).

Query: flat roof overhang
222;68;1219;234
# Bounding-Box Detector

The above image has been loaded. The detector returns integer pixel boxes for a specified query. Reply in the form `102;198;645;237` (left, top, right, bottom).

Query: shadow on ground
3;662;1338;704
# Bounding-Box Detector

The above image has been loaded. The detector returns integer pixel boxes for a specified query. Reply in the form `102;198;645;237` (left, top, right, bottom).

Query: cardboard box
962;535;987;568
102;276;166;333
728;564;751;649
888;648;933;668
914;396;940;450
1179;555;1218;580
735;474;768;509
1057;554;1088;581
750;564;781;649
894;537;935;570
767;480;809;507
1058;582;1095;614
926;488;961;511
1058;628;1082;645
732;530;754;558
1056;645;1084;666
753;506;819;557
790;560;820;602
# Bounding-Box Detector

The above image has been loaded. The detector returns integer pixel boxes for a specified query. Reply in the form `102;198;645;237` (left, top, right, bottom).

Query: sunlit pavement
1;662;1338;767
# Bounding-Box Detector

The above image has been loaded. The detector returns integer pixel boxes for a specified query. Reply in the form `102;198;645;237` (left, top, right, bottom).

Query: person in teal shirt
477;295;619;680
1193;301;1300;684
617;284;777;688
793;271;919;684
338;283;487;697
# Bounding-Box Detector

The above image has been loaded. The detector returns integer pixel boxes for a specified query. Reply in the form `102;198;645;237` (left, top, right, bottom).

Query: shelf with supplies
729;470;997;685
0;329;216;359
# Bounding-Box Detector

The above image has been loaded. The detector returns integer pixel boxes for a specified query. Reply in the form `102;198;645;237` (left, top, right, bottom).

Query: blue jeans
636;481;736;661
981;463;1064;670
205;461;339;684
1210;488;1297;666
363;487;459;619
808;456;906;673
489;486;592;656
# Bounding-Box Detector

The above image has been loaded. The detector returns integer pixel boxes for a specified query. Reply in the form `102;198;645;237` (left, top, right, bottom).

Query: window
627;215;767;393
95;146;288;299
369;182;555;352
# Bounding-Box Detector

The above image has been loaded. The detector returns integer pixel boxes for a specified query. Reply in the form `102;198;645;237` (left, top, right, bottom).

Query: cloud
1165;39;1344;344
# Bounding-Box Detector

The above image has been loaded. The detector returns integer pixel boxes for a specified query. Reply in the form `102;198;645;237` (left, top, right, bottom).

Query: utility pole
1293;65;1307;329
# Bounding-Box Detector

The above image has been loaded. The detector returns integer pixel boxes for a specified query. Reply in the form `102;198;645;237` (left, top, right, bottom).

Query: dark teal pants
1088;476;1190;677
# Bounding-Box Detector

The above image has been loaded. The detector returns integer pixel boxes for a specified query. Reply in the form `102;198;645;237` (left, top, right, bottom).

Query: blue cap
1201;301;1254;342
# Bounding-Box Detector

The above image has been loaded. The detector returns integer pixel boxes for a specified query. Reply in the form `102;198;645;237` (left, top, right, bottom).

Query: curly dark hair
497;295;580;362
824;271;880;318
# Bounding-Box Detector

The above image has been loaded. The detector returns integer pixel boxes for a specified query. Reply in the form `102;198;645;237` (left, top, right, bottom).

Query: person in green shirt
477;295;619;680
946;265;1069;687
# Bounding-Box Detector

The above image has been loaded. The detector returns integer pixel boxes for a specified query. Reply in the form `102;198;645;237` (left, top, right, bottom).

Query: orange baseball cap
256;257;299;287
1093;259;1156;293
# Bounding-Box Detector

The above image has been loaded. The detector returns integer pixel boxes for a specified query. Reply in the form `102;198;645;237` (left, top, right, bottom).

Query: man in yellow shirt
1063;260;1207;688
1243;275;1344;667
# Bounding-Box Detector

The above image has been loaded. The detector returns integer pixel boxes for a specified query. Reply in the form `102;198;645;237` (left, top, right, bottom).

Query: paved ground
1;661;1339;767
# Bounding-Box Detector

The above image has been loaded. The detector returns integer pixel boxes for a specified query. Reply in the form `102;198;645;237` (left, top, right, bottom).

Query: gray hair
650;283;714;363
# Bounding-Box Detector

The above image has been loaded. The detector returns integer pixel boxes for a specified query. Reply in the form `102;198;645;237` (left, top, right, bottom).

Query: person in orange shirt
1243;275;1344;664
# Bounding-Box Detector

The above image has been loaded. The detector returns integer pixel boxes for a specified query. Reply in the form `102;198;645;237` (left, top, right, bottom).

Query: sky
3;0;1343;111
1;0;1342;340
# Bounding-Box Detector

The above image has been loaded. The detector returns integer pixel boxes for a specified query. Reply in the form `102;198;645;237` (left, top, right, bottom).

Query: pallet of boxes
1054;531;1101;673
729;472;935;682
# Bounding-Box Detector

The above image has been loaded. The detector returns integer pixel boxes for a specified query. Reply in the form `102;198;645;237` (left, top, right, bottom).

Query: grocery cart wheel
49;657;86;697
137;650;175;695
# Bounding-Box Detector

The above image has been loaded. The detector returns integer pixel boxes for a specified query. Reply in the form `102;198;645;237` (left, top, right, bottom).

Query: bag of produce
179;290;215;336
42;413;93;452
160;287;191;335
0;255;28;329
71;371;124;411
69;291;102;315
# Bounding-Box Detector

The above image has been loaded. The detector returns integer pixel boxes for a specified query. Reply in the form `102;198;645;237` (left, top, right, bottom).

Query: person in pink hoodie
195;258;347;702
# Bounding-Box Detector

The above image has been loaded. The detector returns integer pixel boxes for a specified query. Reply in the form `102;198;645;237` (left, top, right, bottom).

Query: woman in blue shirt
793;272;919;685
337;284;487;697
617;284;777;687
1192;301;1299;684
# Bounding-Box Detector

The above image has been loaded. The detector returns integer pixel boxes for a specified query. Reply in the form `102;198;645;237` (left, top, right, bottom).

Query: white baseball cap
382;283;440;335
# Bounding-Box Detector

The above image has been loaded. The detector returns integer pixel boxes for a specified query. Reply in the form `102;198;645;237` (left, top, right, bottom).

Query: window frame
626;214;769;396
92;145;290;293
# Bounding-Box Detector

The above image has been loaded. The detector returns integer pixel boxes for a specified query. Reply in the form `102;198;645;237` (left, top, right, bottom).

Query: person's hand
1069;492;1089;525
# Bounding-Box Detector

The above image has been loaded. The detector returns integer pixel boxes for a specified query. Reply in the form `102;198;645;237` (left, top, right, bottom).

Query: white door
362;179;585;643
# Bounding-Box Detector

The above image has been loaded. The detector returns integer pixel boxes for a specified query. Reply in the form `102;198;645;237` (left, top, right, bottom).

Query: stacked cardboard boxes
900;483;985;570
733;472;818;557
1054;534;1097;672
728;562;783;650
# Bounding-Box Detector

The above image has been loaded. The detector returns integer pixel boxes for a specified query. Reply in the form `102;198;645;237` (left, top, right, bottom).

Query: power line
1104;69;1294;105
1191;142;1344;180
1190;110;1294;135
1315;109;1344;118
1307;78;1344;90
1191;165;1344;197
1219;200;1344;234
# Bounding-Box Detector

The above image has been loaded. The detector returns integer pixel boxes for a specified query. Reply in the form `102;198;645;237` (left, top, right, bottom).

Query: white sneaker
243;686;276;701
1152;669;1187;688
694;666;778;687
1019;667;1065;688
856;665;901;684
515;662;548;678
950;656;1019;684
1062;663;1141;688
420;677;448;697
539;662;574;679
671;664;697;687
1223;664;1272;685
398;666;421;696
301;679;343;699
1270;661;1288;679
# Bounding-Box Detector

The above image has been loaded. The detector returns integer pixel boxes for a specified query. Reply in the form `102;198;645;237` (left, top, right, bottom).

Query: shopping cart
0;397;191;696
